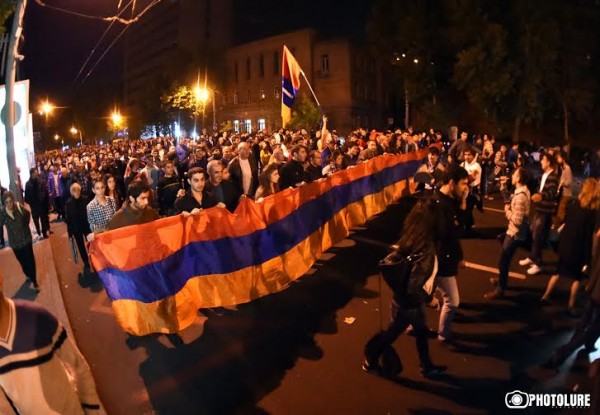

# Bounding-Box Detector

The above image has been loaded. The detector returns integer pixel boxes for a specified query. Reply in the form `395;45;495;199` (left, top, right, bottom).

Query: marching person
433;164;469;342
518;153;559;275
0;192;39;290
174;167;221;214
86;179;117;241
484;167;531;300
460;147;482;235
540;178;600;313
363;200;446;378
65;183;92;273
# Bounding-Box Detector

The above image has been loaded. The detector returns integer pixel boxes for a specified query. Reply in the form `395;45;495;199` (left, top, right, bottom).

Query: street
1;196;595;414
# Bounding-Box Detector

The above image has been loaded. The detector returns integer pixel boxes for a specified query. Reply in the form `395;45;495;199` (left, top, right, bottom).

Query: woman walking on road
541;178;600;314
0;192;39;290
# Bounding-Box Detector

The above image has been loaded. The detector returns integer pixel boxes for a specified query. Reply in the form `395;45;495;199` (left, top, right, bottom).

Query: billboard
0;79;34;191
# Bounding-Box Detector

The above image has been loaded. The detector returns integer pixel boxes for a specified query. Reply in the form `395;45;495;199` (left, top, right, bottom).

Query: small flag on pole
281;45;302;128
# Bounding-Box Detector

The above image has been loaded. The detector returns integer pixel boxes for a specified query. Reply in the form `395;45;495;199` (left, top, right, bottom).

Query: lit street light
54;133;64;148
70;126;83;146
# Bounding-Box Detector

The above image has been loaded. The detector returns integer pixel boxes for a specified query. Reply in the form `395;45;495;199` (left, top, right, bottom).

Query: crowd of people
2;116;600;412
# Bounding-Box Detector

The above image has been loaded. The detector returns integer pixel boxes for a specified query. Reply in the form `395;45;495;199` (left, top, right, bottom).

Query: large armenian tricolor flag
89;150;427;336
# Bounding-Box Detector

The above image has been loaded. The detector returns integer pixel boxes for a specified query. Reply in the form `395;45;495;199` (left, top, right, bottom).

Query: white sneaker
527;264;542;275
519;258;533;267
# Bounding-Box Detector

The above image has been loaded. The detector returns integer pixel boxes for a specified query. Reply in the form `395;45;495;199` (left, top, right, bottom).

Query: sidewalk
0;223;74;413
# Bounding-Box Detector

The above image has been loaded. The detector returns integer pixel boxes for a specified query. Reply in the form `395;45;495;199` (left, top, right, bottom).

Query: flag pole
299;70;324;115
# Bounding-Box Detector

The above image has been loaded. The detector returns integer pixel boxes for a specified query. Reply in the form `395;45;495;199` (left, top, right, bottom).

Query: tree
286;94;321;131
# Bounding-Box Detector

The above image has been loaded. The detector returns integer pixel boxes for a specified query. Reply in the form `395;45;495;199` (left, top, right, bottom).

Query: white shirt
239;158;252;195
540;170;552;193
461;159;482;187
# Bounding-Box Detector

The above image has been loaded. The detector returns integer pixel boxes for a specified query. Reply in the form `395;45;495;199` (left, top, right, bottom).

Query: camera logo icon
506;391;530;409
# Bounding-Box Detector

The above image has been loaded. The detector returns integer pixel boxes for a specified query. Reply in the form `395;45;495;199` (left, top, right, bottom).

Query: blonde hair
578;178;600;210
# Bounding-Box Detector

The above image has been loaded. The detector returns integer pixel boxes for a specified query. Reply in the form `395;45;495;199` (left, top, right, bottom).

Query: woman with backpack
362;199;446;378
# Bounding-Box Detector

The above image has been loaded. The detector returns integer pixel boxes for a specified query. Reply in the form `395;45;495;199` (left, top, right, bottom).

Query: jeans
31;208;49;236
364;302;432;368
531;212;552;266
435;276;460;339
498;234;521;291
12;243;37;285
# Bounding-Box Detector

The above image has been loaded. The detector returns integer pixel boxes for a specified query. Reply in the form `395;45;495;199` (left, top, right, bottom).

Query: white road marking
464;261;526;280
483;207;505;213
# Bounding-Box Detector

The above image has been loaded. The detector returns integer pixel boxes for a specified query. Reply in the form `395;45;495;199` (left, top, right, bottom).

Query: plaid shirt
86;196;116;232
506;187;530;237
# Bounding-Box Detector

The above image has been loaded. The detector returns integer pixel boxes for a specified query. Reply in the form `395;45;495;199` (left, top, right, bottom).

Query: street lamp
70;126;83;146
39;100;55;146
193;84;210;135
111;111;123;140
54;133;64;149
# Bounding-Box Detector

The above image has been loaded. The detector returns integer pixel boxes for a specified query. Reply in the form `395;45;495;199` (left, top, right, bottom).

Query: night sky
19;0;374;123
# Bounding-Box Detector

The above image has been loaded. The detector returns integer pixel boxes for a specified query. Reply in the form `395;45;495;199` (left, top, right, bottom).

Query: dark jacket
205;180;240;212
156;175;182;215
403;243;437;307
65;196;92;237
535;170;559;214
174;191;217;213
305;164;323;182
0;204;32;249
106;204;160;231
24;177;49;211
434;190;464;277
228;156;259;197
279;160;307;190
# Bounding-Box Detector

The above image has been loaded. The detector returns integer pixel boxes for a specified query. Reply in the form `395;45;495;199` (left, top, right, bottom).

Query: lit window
274;87;280;100
233;91;238;105
222;93;227;106
258;118;266;130
233;120;240;133
247;90;251;103
234;62;238;82
260;88;265;100
245;119;252;133
246;58;251;80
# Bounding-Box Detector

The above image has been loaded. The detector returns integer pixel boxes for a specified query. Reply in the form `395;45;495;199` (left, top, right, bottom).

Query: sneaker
420;364;447;378
527;264;542;275
484;289;504;300
539;298;552;306
490;277;499;286
519;258;534;267
361;359;379;373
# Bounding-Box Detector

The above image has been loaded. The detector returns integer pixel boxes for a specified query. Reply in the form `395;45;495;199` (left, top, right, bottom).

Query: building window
233;120;240;133
258;118;266;131
274;86;280;100
233;90;238;105
259;54;264;78
234;62;238;82
245;119;252;133
222;93;227;106
355;82;362;99
321;54;329;73
247;90;251;103
246;57;251;80
273;51;279;75
259;88;265;100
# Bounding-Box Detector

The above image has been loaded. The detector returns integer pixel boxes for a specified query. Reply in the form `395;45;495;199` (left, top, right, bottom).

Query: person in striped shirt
0;271;104;414
484;168;531;300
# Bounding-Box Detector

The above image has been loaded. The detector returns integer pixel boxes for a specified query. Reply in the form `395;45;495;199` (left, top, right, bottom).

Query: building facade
123;0;232;116
219;29;384;135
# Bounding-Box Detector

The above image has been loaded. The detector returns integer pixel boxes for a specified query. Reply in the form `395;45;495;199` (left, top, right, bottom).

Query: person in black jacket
363;200;446;378
206;160;240;212
228;142;259;198
279;145;308;190
305;150;324;182
433;164;469;342
174;167;221;214
64;182;92;271
24;168;50;238
518;153;559;275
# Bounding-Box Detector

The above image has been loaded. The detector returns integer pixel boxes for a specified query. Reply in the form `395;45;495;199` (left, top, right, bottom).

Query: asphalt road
10;196;598;415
